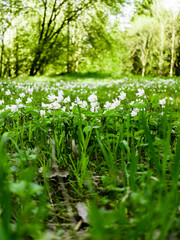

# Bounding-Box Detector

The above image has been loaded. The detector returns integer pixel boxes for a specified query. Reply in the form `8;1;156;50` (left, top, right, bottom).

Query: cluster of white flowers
88;94;99;112
88;94;98;103
40;109;45;117
75;97;88;109
26;97;32;103
119;91;126;100
136;88;145;97
0;100;4;105
26;87;33;95
5;90;11;95
159;98;166;107
131;108;139;117
0;77;178;118
19;93;25;98
104;99;121;111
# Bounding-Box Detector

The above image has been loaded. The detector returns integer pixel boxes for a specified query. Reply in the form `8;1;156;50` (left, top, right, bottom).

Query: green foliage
0;75;179;238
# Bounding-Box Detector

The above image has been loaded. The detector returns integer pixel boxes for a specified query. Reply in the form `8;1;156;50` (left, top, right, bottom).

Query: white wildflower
26;97;32;103
58;90;64;96
88;94;98;103
112;99;120;107
119;91;126;100
5;90;11;95
26;88;33;95
0;100;4;105
47;94;56;102
159;99;166;106
19;93;25;98
64;96;71;103
56;95;64;102
51;102;61;109
62;106;66;112
16;98;22;104
70;102;77;110
40;109;45;117
136;89;145;97
131;108;139;117
10;105;18;113
104;101;111;110
18;104;24;108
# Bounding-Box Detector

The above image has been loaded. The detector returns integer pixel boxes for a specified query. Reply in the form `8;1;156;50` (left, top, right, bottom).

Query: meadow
0;75;180;240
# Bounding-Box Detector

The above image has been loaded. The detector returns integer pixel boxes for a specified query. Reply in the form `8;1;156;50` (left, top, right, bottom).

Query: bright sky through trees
163;0;180;12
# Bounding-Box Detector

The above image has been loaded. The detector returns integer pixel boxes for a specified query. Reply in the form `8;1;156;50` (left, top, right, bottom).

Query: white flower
51;101;61;109
10;105;18;113
88;94;98;102
26;97;32;103
16;98;22;104
26;88;33;95
62;106;66;112
80;101;88;108
40;110;45;117
5;90;11;95
104;101;111;110
90;101;98;109
119;91;126;100
0;100;4;105
64;96;71;103
131;108;139;117
112;99;120;107
58;90;64;96
18;104;24;108
19;93;25;98
70;102;77;110
90;106;99;112
42;102;48;108
75;97;81;104
159;99;166;106
5;105;11;110
47;94;56;102
56;95;64;102
136;89;145;97
81;113;86;120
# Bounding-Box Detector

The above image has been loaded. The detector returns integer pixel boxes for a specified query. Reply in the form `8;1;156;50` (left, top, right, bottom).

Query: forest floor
0;74;180;240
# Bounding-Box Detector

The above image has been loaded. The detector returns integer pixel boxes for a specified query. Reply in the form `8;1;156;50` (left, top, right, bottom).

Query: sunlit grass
0;75;179;239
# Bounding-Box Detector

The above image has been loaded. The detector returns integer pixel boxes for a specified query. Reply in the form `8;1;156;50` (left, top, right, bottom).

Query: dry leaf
72;139;79;157
47;171;69;178
77;202;89;224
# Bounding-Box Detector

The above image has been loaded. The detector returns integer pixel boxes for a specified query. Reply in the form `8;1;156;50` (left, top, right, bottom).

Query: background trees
1;0;180;77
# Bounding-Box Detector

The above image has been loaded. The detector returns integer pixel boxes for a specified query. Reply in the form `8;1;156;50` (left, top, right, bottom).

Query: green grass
0;75;179;239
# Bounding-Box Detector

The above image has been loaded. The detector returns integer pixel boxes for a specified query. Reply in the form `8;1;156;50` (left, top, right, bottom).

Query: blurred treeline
0;0;180;77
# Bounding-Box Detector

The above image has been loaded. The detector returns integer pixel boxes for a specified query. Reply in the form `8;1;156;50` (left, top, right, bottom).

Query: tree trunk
159;22;164;76
67;0;71;73
170;14;176;77
29;50;42;76
142;64;145;77
0;32;5;78
15;29;19;77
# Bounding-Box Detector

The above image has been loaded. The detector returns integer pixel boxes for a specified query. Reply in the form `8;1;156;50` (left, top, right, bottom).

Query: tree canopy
1;0;180;77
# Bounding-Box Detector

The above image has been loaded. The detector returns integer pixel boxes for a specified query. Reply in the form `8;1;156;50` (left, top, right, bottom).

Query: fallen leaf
47;171;69;178
77;202;89;224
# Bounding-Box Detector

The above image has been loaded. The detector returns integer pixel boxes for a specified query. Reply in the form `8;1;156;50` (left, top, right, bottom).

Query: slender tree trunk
0;32;5;78
67;0;71;73
159;22;164;76
15;28;19;77
29;50;42;76
142;64;145;77
170;14;176;77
